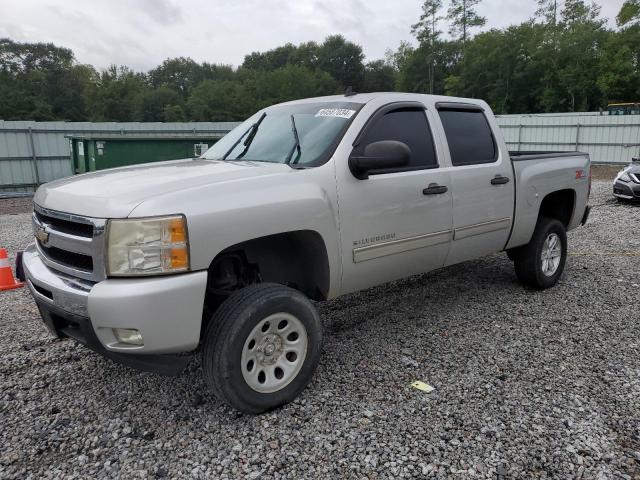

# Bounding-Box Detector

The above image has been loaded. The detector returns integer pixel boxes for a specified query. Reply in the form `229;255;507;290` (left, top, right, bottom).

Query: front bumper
22;243;208;372
613;180;640;201
34;297;192;376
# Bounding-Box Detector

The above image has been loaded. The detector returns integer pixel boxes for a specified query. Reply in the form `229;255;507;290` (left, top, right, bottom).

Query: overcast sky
0;0;625;72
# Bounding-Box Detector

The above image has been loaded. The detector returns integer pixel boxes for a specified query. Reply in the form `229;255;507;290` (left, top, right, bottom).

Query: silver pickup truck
23;93;591;413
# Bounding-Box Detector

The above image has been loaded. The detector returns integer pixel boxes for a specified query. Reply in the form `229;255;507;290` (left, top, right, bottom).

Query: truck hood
34;159;292;218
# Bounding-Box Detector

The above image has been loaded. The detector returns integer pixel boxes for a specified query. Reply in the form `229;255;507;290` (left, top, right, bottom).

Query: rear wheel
513;217;567;290
202;283;322;414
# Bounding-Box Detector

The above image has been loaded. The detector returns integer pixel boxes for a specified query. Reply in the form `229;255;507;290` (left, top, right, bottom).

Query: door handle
423;183;448;195
491;175;510;185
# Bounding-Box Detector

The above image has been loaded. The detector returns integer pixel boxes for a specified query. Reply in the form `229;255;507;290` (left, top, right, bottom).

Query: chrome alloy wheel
541;233;562;277
241;312;308;393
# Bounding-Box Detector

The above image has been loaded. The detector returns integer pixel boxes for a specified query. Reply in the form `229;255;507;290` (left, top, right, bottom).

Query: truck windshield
202;102;362;166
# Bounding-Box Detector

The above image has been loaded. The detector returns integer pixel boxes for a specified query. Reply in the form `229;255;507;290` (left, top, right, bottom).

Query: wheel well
205;230;330;309
538;189;575;227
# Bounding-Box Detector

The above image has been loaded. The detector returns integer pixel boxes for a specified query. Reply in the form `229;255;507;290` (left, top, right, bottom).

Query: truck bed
506;151;590;250
510;151;589;161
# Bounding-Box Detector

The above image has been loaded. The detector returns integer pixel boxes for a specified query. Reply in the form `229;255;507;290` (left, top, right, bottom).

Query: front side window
202;102;362;167
438;109;497;166
356;108;438;172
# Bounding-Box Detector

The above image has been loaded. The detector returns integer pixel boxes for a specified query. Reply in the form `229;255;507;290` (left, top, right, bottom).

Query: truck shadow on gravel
42;252;523;402
320;253;519;335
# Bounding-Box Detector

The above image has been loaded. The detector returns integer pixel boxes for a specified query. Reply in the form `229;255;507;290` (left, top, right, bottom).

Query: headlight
106;215;189;276
618;172;631;183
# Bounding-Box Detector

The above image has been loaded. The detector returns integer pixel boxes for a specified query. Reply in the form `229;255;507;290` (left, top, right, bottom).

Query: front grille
34;210;94;238
33;204;106;282
38;243;93;271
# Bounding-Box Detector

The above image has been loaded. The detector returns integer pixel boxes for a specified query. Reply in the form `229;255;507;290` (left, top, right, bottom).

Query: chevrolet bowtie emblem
35;226;50;246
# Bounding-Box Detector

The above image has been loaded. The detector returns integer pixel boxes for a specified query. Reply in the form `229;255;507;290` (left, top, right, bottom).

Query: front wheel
513;217;567;290
202;283;323;414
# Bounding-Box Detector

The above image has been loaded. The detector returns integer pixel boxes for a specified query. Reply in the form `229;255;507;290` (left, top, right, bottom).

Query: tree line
0;0;639;122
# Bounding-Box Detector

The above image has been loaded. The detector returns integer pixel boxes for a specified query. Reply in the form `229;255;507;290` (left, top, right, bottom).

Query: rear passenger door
435;103;515;265
337;102;453;294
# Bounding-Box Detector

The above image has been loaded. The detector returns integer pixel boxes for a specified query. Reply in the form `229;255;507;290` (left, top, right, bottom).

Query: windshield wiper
222;112;266;160
285;114;302;165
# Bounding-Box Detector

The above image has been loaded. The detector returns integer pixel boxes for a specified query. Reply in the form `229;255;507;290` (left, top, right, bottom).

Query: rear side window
358;109;438;171
438;110;497;166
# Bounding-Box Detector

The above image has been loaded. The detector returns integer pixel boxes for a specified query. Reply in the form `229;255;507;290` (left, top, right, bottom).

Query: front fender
128;165;342;298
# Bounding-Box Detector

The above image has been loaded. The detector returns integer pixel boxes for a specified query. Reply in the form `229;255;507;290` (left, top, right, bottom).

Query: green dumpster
69;138;91;173
67;136;217;173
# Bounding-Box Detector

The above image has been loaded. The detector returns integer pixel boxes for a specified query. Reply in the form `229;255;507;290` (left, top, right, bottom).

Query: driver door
336;102;453;294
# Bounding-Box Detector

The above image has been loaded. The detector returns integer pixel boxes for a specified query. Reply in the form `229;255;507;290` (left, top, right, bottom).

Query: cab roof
277;92;487;109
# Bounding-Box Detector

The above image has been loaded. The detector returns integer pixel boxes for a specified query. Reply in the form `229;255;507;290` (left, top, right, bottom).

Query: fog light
113;328;143;346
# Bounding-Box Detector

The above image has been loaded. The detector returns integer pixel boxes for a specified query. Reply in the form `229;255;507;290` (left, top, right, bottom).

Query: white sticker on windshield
315;108;356;119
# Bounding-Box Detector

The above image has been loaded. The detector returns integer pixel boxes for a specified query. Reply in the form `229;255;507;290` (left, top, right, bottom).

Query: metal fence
0;120;239;193
1;114;638;194
496;113;640;165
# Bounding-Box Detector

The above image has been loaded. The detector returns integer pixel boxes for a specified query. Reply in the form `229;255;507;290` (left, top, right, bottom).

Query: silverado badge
35;226;50;246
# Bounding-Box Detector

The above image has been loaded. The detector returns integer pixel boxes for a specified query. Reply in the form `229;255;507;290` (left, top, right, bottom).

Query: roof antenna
344;86;356;97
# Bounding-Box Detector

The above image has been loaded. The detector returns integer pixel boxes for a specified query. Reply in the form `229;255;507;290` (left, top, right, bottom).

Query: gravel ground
0;196;33;215
590;165;623;181
1;180;639;479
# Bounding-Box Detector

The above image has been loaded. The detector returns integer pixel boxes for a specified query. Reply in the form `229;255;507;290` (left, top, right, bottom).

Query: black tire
202;283;323;414
513;217;567;290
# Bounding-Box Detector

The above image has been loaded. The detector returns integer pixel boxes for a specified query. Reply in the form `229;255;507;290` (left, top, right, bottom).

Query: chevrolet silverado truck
23;93;591;413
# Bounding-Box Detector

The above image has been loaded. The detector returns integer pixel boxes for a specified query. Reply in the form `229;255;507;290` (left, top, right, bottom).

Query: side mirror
349;140;411;179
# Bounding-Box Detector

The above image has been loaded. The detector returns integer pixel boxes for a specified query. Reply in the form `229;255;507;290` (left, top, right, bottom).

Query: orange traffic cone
0;248;24;291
